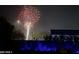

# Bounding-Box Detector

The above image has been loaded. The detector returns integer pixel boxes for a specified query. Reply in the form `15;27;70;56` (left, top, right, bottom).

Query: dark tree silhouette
0;16;14;40
0;16;14;51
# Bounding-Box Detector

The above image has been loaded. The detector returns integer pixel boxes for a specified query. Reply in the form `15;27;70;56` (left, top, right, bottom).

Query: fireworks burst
17;6;40;40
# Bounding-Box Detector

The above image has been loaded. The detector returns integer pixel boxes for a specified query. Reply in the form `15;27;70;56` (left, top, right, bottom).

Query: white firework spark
17;6;40;40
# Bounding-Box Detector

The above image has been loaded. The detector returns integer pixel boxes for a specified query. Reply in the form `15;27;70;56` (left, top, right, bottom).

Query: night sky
0;5;79;33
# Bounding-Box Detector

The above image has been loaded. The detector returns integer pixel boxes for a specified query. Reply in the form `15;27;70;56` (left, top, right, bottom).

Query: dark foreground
0;40;79;54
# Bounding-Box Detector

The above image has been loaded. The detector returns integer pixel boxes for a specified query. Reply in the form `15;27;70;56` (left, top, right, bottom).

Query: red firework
17;6;40;26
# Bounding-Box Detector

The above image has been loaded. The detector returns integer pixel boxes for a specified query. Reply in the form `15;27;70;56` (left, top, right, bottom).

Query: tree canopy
32;32;49;40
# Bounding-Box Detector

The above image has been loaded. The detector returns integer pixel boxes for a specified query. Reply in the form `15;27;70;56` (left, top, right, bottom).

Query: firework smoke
17;6;40;40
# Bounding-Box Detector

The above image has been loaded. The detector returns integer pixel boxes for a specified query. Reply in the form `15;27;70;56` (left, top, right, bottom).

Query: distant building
50;29;79;41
